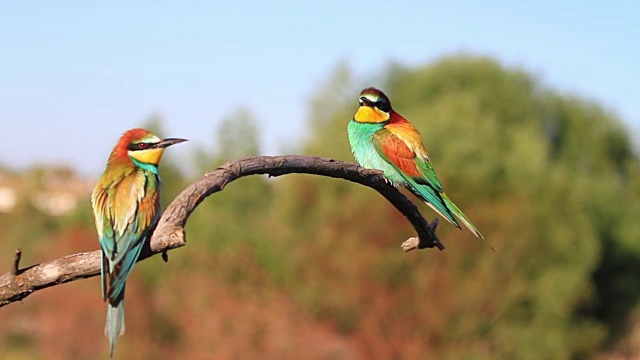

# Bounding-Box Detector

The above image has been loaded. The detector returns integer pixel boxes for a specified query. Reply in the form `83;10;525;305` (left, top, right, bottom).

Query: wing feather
91;167;160;303
372;126;460;228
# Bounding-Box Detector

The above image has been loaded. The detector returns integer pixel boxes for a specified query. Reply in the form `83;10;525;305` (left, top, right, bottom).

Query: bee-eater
91;128;187;356
348;87;484;240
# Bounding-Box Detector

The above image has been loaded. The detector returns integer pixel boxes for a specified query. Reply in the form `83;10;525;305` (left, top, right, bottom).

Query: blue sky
1;1;638;175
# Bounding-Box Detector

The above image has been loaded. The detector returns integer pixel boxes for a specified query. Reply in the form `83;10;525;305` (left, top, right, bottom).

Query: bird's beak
156;138;188;148
359;97;375;107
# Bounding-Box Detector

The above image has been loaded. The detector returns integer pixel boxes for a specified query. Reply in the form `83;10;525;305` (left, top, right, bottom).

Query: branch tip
428;218;439;232
401;237;420;252
13;248;22;276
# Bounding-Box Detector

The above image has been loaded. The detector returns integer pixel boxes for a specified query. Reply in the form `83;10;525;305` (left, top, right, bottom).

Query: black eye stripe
376;100;391;112
127;142;156;151
359;96;391;113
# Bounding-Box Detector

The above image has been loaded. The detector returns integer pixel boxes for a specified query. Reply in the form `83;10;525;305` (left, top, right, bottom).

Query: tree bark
0;155;442;308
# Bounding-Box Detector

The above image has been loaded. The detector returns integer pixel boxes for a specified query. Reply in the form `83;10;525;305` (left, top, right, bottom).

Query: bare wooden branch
0;155;441;308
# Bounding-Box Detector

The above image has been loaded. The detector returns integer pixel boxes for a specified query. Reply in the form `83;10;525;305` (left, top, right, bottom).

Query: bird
348;87;485;240
91;128;187;356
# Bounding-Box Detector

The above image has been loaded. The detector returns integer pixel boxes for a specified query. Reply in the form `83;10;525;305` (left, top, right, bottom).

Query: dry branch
0;155;441;308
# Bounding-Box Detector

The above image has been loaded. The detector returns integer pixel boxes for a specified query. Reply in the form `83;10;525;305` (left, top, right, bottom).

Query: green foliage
185;108;274;262
264;55;640;358
194;107;262;168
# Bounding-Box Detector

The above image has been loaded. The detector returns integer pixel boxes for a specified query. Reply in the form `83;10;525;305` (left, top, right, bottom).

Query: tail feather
441;193;494;250
405;180;461;229
441;193;483;238
105;300;125;357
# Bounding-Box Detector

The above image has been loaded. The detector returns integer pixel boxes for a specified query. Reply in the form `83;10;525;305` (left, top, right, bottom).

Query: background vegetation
1;55;639;359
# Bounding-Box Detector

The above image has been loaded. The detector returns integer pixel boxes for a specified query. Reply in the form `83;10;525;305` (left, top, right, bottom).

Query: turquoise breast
347;120;407;186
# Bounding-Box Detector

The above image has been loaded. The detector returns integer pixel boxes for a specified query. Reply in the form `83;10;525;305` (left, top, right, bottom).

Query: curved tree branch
0;155;441;308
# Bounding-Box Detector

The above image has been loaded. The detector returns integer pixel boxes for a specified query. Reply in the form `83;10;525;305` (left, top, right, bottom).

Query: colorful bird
348;87;484;240
91;128;187;356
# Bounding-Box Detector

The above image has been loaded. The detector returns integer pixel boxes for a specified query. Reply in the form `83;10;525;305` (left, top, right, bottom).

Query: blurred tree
269;55;640;359
193;107;261;169
186;107;272;252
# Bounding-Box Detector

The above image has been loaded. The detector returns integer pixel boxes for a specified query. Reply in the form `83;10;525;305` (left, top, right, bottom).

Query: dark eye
127;142;150;151
376;100;390;112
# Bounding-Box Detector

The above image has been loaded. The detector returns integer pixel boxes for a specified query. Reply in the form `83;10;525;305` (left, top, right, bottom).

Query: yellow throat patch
354;106;389;123
129;148;165;165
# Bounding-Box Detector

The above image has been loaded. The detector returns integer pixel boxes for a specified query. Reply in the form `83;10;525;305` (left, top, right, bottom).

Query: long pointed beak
156;138;188;148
